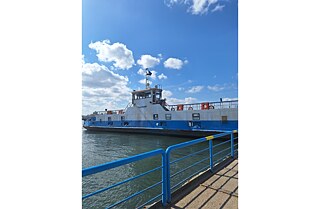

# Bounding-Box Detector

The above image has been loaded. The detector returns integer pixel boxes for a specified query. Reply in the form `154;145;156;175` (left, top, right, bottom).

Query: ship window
121;116;125;121
193;122;201;128
99;119;102;122
108;117;112;121
153;114;159;120
165;114;172;120
192;113;200;120
221;116;228;123
188;121;193;127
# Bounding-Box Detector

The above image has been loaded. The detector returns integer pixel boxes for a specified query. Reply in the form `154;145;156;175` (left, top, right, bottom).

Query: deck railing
82;131;238;208
166;100;238;111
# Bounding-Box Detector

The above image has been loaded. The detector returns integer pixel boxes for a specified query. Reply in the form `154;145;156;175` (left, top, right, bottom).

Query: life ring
188;107;193;110
201;102;209;110
209;105;214;109
171;108;175;111
177;105;184;111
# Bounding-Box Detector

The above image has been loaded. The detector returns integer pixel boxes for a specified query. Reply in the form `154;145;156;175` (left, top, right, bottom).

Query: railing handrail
165;132;231;154
165;100;238;111
82;148;164;177
166;100;238;107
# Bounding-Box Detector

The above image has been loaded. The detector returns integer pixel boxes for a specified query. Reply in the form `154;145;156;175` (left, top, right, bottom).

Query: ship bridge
131;85;166;107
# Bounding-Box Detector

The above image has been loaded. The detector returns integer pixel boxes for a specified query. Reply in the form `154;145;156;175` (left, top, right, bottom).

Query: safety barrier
165;131;235;202
82;149;166;208
82;131;238;208
166;100;238;111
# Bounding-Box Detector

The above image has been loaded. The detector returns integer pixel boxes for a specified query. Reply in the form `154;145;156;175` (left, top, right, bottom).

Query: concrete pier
159;159;238;209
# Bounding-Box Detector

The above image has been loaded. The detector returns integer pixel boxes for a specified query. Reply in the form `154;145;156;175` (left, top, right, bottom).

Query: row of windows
105;120;226;128
107;114;228;121
155;113;201;120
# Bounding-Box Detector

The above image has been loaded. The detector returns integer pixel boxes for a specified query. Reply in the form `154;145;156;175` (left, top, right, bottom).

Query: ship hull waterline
83;126;236;138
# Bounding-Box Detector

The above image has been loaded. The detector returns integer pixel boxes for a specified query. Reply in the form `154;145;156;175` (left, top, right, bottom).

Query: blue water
82;130;232;209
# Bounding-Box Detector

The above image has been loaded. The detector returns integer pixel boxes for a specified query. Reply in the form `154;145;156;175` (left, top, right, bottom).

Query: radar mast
145;68;152;89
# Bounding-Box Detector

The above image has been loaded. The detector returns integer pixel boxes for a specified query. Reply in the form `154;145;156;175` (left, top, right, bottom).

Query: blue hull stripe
84;120;238;132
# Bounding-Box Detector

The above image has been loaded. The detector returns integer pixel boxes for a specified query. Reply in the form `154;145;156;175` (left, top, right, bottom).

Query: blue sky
82;0;238;114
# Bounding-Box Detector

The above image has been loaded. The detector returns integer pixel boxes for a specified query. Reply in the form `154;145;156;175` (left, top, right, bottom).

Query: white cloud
166;97;197;104
178;87;185;91
207;83;237;92
211;3;225;13
137;54;160;69
82;60;132;114
82;62;129;88
164;0;182;7
158;73;168;80
185;97;197;103
189;0;218;15
164;57;186;69
88;40;134;70
222;97;238;101
165;0;224;15
162;90;173;98
139;79;152;85
137;68;145;75
207;84;225;92
186;85;204;93
161;89;197;105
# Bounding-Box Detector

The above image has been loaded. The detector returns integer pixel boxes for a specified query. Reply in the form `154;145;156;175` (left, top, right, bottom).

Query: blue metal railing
82;149;166;208
165;132;233;202
82;130;238;208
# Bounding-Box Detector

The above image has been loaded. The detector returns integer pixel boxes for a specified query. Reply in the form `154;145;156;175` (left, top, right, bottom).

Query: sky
82;0;238;115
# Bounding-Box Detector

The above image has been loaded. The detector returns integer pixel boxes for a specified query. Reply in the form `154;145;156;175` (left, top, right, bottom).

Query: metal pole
231;132;234;157
162;152;167;206
209;139;213;171
166;151;171;203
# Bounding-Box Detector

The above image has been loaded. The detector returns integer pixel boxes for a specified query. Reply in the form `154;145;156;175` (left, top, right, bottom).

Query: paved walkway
168;159;238;209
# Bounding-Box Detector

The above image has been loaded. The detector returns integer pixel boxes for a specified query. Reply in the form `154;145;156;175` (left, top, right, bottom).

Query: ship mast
145;68;152;89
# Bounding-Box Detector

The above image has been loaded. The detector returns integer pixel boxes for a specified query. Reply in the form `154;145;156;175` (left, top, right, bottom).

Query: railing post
209;139;213;171
162;152;167;206
231;132;234;158
166;150;171;203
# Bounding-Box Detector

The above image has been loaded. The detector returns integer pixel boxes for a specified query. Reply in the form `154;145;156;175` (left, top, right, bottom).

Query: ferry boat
83;70;238;137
